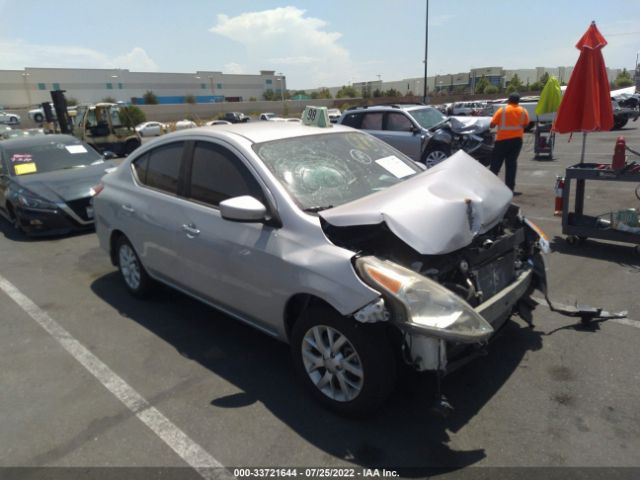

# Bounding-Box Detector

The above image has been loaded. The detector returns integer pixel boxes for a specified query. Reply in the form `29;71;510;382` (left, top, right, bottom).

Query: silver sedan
94;122;548;414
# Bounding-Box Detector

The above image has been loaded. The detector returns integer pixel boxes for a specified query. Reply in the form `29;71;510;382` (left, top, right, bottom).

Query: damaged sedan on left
0;134;119;235
94;122;550;416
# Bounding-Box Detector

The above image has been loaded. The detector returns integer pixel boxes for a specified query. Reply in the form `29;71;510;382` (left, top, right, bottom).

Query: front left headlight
355;256;493;343
17;189;58;211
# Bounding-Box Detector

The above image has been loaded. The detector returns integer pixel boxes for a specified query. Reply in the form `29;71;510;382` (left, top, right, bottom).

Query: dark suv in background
223;112;250;123
339;104;494;168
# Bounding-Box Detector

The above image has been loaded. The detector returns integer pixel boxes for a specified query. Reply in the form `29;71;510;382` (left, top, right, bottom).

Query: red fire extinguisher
612;136;626;170
554;176;565;216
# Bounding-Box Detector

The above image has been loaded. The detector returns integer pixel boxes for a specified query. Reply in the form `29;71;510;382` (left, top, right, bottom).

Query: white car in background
327;108;342;123
259;112;276;121
0;109;21;125
135;121;168;137
175;119;197;130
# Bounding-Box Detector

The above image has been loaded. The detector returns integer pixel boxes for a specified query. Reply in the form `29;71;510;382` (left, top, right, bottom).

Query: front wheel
291;306;396;416
116;236;153;298
9;117;19;125
33;113;44;123
423;145;451;169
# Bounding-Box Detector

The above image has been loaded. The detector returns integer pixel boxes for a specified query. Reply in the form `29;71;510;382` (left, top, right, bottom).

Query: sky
1;0;639;89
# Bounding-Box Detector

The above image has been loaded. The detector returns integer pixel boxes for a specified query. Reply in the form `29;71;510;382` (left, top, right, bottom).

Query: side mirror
220;195;267;222
103;150;118;160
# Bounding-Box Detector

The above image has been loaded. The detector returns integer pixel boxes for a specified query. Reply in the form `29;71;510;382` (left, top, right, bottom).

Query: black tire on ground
612;118;628;130
9;117;19;125
422;144;451;169
115;235;153;298
33;113;44;123
290;305;396;416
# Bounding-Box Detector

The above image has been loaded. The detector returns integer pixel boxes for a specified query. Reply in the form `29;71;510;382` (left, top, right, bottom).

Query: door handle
121;204;135;213
181;223;200;238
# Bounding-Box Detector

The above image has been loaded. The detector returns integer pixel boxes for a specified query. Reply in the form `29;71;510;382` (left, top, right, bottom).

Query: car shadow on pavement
91;272;544;475
550;236;640;267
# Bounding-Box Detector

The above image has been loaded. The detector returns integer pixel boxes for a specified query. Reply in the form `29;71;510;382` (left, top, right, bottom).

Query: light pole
423;0;429;103
21;72;32;106
276;72;285;113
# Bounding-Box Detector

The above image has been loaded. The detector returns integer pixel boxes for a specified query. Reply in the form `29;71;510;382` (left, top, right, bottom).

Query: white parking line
0;273;231;480
532;296;640;329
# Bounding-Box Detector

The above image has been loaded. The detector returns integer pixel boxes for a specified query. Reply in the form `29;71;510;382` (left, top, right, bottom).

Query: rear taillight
91;182;104;197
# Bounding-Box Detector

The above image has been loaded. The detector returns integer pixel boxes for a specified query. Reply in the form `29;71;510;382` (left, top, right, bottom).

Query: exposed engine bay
322;204;540;311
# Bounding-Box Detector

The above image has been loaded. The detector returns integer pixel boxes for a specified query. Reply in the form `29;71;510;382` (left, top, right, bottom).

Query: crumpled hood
319;151;513;255
448;116;492;133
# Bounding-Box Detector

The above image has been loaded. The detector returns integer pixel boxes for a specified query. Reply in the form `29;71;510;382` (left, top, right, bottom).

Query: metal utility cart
533;122;554;159
562;162;640;250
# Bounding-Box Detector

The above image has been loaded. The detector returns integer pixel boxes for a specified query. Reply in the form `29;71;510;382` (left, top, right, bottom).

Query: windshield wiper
303;205;333;213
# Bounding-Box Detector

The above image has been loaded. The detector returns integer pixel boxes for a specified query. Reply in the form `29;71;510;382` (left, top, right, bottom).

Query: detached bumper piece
542;292;627;325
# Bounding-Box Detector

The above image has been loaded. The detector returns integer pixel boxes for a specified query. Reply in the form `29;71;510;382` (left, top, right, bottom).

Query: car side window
385;113;413;132
360;113;383;130
340;112;363;128
188;142;265;208
135;142;184;194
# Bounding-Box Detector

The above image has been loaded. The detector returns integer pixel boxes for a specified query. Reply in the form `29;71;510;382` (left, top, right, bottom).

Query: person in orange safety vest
489;92;529;194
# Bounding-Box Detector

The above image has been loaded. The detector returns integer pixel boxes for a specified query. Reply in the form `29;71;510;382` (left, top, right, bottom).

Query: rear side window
360;113;383;130
340;112;363;128
385;113;413;132
188;142;264;207
134;142;184;194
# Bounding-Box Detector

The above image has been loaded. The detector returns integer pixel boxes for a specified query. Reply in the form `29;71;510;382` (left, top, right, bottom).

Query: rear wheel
8;117;19;125
116;236;153;297
33;113;44;123
291;305;396;416
612;117;628;130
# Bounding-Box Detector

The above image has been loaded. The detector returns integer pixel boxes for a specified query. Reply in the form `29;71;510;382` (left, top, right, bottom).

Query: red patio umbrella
553;21;613;163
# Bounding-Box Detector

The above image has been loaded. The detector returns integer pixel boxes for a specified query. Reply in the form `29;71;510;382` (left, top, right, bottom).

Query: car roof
347;104;430;113
159;122;354;144
0;134;81;148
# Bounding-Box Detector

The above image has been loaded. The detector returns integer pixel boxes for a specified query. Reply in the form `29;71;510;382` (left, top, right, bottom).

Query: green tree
142;91;158;105
102;96;116;103
336;85;359;98
474;76;489;94
372;88;383;98
505;73;524;94
615;69;634;88
405;90;415;97
384;88;402;97
249;96;257;102
66;97;78;106
118;106;146;127
540;72;550;87
292;90;308;97
484;84;499;94
184;94;196;104
529;81;543;92
314;88;332;99
361;85;372;99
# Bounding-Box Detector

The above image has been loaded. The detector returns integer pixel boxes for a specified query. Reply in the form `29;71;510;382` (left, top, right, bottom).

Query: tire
612;118;628;130
33;113;44;123
8;117;18;125
116;236;153;298
422;145;451;169
290;305;396;416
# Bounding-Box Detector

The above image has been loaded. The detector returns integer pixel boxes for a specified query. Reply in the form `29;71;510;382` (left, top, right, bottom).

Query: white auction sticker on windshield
65;145;88;154
375;156;415;178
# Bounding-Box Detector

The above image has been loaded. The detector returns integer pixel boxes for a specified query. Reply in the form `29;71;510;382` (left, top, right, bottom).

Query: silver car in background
94;122;549;415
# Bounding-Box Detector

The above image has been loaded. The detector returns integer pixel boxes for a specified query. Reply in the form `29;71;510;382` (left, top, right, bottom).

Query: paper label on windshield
14;162;37;175
65;145;88;154
375;156;415;178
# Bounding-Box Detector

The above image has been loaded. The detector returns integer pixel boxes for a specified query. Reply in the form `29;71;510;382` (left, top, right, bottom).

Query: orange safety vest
492;104;529;141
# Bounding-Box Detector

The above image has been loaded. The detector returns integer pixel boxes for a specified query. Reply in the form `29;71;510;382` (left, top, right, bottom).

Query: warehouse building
0;68;286;108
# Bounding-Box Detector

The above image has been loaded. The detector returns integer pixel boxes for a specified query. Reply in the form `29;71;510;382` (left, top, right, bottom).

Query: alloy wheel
119;244;141;290
301;325;364;402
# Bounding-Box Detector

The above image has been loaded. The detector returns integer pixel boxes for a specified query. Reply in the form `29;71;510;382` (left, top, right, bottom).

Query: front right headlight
355;256;493;343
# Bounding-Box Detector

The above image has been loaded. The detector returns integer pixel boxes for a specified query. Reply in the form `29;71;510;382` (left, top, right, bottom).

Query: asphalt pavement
1;122;640;479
